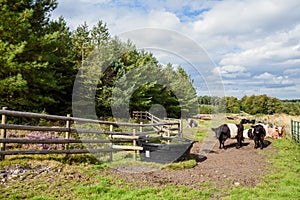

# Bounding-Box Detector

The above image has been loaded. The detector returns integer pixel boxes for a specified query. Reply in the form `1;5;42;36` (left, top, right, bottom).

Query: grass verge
223;139;300;200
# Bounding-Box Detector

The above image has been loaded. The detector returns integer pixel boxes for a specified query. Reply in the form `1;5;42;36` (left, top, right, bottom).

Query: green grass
162;159;197;170
194;129;209;142
223;139;300;200
74;176;215;200
183;119;210;142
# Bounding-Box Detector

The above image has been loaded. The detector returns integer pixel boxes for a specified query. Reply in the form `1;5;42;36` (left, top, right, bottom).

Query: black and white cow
211;124;231;149
243;128;254;139
212;123;244;149
251;124;266;149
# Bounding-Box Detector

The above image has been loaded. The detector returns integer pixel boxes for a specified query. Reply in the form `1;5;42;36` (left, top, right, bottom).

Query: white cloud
254;72;274;80
218;24;300;71
253;72;294;88
213;65;250;78
193;0;300;35
148;10;180;28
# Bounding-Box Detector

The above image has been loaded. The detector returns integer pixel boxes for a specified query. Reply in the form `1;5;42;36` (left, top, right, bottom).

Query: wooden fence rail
132;111;182;137
0;109;177;127
0;108;181;160
0;124;159;136
291;120;300;145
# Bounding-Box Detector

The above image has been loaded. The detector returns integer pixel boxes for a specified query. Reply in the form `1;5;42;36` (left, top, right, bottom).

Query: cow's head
251;124;265;136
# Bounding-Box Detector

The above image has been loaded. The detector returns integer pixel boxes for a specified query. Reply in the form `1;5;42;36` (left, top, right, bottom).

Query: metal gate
291;120;300;144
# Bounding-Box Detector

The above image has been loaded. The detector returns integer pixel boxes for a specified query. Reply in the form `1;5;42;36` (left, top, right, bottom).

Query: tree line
198;95;300;115
0;0;197;118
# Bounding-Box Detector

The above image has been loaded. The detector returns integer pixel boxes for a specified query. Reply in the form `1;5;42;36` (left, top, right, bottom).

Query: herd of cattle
211;119;285;150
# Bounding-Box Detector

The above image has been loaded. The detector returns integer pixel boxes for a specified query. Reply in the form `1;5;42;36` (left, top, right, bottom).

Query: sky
51;0;300;100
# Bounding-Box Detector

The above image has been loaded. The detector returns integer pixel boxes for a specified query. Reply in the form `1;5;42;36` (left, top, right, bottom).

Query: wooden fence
132;111;183;137
0;108;181;160
291;119;300;145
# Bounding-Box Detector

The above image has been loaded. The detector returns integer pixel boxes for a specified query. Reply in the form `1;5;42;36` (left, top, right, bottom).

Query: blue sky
52;0;300;99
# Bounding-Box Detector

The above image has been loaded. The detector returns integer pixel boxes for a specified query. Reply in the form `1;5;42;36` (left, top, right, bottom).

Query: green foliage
281;101;300;115
72;23;197;118
198;105;213;114
198;95;300;115
0;0;77;115
240;94;283;115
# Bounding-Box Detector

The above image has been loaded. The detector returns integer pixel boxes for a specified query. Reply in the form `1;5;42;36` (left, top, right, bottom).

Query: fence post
133;129;137;161
109;125;113;162
291;119;294;140
167;128;171;144
0;107;8;160
291;120;295;142
179;119;183;138
297;121;300;144
140;122;143;133
65;114;71;150
291;119;300;144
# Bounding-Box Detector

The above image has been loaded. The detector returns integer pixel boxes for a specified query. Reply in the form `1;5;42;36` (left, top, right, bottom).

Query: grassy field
224;139;300;200
1;114;300;199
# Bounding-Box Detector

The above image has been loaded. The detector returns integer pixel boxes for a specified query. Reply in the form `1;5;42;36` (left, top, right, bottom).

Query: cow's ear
211;128;216;131
251;125;255;128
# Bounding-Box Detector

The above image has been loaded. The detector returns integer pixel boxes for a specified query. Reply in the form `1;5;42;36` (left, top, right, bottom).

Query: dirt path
111;138;274;191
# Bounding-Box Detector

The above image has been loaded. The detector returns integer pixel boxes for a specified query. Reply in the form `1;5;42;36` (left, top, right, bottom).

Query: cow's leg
236;138;240;149
240;136;244;148
236;136;242;149
223;140;227;149
219;139;222;149
260;137;264;149
254;139;258;149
